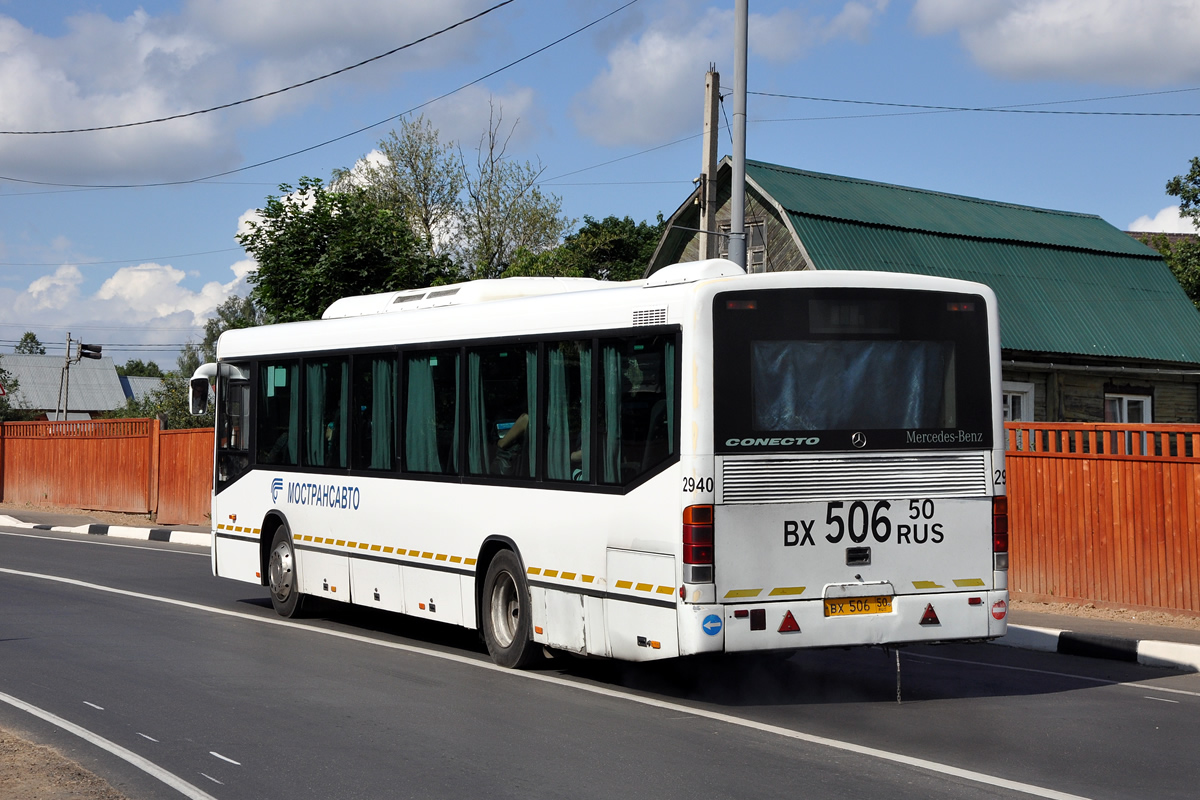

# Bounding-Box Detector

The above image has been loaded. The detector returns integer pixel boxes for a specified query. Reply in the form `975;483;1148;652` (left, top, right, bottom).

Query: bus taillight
993;496;1009;570
683;505;714;583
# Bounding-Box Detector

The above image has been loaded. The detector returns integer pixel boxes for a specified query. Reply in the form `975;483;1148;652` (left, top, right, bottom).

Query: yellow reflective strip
450;556;462;563
435;554;447;562
347;542;358;548
724;588;763;599
234;527;243;533
561;572;576;581
656;586;675;595
769;586;806;596
953;578;986;587
359;543;369;550
615;580;633;590
527;567;542;575
370;544;381;551
913;581;943;589
465;558;477;566
252;529;261;534
409;549;421;556
582;575;595;583
544;569;559;578
335;540;346;547
635;582;652;592
421;552;433;559
383;547;394;553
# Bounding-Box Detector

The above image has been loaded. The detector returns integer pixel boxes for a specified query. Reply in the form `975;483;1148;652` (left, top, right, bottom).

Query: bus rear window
714;288;991;452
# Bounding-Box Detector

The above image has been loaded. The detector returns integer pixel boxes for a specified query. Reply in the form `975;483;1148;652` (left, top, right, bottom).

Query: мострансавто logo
269;477;361;510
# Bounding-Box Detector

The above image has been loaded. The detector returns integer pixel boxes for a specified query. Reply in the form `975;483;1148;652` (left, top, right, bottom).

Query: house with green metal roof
648;158;1200;423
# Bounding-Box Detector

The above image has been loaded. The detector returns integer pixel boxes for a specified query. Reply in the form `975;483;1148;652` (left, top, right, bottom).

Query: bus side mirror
189;377;210;415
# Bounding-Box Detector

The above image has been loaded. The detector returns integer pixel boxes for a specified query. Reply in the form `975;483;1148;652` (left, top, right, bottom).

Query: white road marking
0;529;208;556
138;732;160;742
83;701;104;710
0;689;219;800
199;773;224;785
1144;696;1180;704
210;751;241;765
907;652;1200;699
1;567;1097;800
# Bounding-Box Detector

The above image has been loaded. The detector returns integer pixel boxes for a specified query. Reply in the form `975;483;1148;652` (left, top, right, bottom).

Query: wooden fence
2;418;1199;615
0;419;212;526
1006;422;1200;616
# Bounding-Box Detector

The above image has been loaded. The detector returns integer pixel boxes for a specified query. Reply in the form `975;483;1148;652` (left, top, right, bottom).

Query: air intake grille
720;452;989;504
633;307;667;326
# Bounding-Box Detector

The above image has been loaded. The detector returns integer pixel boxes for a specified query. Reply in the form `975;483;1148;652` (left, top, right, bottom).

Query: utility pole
698;66;720;260
728;0;748;271
56;333;71;422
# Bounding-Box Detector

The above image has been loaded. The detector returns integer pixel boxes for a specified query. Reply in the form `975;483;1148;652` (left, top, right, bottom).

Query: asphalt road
2;524;1199;800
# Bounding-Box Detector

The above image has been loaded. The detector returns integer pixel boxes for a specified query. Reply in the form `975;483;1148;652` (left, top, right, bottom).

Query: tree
333;115;463;256
458;104;573;279
1142;157;1200;311
502;214;667;282
116;359;163;378
13;331;45;355
199;295;263;363
237;177;455;323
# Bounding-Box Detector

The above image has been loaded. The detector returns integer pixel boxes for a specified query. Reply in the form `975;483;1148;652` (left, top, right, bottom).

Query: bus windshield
713;287;992;452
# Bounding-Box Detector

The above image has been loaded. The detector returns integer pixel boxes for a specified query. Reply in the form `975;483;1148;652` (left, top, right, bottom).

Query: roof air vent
633;307;667;327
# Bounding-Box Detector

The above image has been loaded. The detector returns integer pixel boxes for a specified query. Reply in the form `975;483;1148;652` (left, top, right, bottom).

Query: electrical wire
0;1;516;136
0;0;643;191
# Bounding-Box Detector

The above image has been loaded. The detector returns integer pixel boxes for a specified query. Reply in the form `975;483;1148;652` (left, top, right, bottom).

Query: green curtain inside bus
547;342;591;482
526;349;537;478
602;345;621;483
305;362;326;466
467;352;488;474
370;357;394;469
405;356;440;473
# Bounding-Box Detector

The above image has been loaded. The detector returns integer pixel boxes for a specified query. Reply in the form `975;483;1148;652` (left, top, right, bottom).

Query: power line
749;86;1200;117
0;1;516;136
0;0;643;191
0;247;243;267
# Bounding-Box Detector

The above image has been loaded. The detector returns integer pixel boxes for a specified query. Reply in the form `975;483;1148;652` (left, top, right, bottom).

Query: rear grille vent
720;452;989;504
632;307;667;327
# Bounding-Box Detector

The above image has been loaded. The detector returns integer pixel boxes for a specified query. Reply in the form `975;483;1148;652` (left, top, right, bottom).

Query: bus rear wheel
481;550;539;669
267;526;306;618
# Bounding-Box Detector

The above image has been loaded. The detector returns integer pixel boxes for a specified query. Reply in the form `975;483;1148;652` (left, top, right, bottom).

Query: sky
1;0;1198;368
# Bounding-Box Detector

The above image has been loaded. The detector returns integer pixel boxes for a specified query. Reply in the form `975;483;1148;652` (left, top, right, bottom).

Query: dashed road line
210;751;241;765
83;701;104;710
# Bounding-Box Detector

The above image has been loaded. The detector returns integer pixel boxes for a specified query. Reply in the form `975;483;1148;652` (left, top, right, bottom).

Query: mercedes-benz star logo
851;432;867;448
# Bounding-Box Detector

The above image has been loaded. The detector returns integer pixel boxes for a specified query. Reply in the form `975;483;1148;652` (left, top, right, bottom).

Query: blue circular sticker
702;614;723;636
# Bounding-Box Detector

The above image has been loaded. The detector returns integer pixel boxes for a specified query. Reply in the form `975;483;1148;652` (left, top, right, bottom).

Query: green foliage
1165;156;1200;229
237;177;455;323
199;295;263;363
0;356;30;421
502;214;667;281
116;358;164;378
106;369;212;430
14;331;45;355
1141;233;1200;311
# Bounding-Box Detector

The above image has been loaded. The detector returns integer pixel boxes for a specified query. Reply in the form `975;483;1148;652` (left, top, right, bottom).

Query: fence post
148;418;161;517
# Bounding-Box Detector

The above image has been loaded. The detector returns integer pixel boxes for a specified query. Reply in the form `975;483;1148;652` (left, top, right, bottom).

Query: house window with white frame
719;218;766;270
1104;393;1151;424
1002;381;1035;422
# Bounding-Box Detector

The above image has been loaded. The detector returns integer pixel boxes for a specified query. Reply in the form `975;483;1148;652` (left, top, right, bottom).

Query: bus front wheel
267;526;306;618
481;550;539;669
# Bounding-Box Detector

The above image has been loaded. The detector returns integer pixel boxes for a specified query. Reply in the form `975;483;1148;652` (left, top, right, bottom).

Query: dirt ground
1010;598;1200;630
0;729;127;800
0;500;184;528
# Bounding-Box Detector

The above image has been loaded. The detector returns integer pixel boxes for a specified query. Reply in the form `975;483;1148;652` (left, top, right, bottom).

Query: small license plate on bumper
824;596;893;617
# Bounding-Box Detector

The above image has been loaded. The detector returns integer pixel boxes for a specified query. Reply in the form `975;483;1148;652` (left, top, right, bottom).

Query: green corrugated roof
745;161;1200;364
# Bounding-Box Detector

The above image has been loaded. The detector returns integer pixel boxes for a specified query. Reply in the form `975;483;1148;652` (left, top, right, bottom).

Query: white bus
193;259;1009;668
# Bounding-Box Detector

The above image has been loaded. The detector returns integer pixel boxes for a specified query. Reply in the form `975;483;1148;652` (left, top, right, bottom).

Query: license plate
824;596;893;617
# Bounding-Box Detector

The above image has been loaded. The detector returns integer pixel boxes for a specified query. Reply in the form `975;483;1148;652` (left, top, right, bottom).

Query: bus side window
303;357;349;469
256;361;300;467
404;350;460;475
598;335;676;485
352;354;396;471
545;341;591;483
466;344;538;479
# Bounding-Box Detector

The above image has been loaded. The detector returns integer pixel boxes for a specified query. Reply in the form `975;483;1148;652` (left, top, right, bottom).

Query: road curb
0;515;210;548
996;623;1200;672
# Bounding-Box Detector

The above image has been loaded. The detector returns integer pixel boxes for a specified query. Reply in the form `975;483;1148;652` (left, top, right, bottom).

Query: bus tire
481;550;539;669
267;525;305;618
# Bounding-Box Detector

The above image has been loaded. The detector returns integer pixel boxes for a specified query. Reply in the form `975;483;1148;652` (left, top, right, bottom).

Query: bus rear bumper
680;590;1009;655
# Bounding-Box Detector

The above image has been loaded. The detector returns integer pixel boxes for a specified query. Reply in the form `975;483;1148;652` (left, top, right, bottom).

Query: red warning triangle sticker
778;610;800;633
920;603;940;626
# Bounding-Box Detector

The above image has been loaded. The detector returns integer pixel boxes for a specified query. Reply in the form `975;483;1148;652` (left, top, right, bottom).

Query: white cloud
1128;205;1197;234
27;264;83;310
910;0;1200;84
572;2;890;147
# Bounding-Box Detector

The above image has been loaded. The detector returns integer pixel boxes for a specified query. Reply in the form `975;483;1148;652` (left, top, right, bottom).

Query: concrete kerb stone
996;624;1200;673
0;515;210;548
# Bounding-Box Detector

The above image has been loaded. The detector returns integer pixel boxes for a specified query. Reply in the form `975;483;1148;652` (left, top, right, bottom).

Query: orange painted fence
0;419;212;526
1006;422;1200;616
